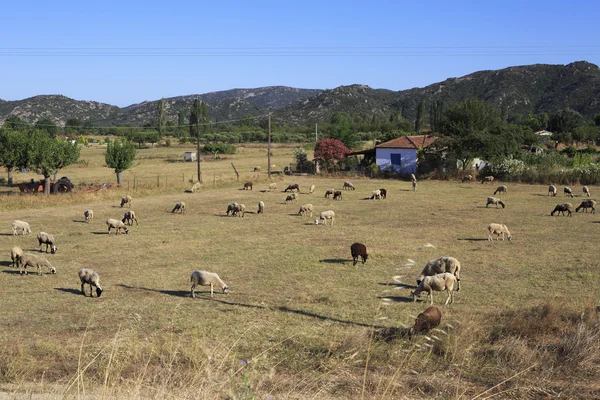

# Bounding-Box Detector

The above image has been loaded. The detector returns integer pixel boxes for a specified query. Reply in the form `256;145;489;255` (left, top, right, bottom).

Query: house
375;135;436;175
183;152;197;162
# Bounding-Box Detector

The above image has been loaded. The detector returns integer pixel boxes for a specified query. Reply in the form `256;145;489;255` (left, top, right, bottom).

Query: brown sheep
410;306;442;335
333;190;343;200
350;243;368;266
284;184;300;192
243;181;253;190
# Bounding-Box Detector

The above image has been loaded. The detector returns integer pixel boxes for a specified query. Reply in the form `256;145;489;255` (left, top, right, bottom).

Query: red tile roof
376;135;436;149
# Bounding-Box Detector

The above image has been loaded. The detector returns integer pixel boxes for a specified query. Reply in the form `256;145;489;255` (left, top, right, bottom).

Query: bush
165;138;172;147
203;143;236;155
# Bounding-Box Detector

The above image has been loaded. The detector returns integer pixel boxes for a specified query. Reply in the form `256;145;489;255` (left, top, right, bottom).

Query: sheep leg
191;283;196;298
210;283;214;298
428;291;433;305
444;290;452;306
353;256;357;266
81;283;86;296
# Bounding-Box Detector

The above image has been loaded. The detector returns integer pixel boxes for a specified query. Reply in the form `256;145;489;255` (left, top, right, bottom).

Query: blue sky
1;0;599;106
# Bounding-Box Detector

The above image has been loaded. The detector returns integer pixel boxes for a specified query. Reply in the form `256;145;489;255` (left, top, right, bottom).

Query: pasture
1;144;599;399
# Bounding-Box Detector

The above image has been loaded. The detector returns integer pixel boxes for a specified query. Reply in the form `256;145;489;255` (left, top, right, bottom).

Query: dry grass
1;144;600;398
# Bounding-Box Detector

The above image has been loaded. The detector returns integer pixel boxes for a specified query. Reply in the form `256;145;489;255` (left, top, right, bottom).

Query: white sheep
411;273;457;305
11;220;31;236
370;189;382;200
576;200;596;214
564;187;574;198
486;197;505;208
257;201;264;214
583;186;590;197
11;246;23;268
84;209;94;223
298;203;313;217
232;203;246;217
19;253;56;275
462;175;473;183
343;181;355;190
309;184;316;194
122;210;139;226
106;218;129;234
285;193;298;203
315;210;335;225
78;268;103;297
268;183;277;191
324;188;335;198
487;223;512;241
120;195;132;207
548;185;557;196
226;202;239;216
171;202;186;214
416;256;461;291
37;232;57;254
190;270;229;298
494;185;507;195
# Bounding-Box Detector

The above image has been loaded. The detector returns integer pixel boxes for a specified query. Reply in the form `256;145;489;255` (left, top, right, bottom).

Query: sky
1;0;599;107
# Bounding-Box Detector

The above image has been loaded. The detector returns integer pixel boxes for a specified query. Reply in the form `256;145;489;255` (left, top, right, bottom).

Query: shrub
203;143;236;155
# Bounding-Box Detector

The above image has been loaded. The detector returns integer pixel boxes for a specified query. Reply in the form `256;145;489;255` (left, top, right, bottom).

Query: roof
535;130;553;136
376;135;436;149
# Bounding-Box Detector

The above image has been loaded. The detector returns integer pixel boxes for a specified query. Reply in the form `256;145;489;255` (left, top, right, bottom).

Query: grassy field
1;144;599;399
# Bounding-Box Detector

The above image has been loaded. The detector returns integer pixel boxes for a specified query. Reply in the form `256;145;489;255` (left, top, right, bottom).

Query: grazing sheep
350;243;368;266
379;188;387;199
120;195;132;208
482;176;494;184
11;220;31;236
171;202;186;214
494;185;508;195
37;232;57;254
576;200;596;214
122;210;139;226
551;203;574;217
11;246;23;268
416;256;461;291
190;270;228;298
370;189;382;200
298;203;314;217
232;203;246;217
253;166;261;172
315;210;335;225
324;188;335;199
106;218;129;234
78;268;103;297
486;197;505;208
564;187;574;198
268;183;277;191
284;184;300;192
583;186;590;197
333;190;343;200
257;201;264;214
462;175;473;183
488;223;512;241
343;181;355;190
226;202;239;216
243;181;253;190
309;184;316;194
84;210;94;223
411;273;457;305
19;253;56;275
548;185;557;196
410;306;442;335
285;193;298;204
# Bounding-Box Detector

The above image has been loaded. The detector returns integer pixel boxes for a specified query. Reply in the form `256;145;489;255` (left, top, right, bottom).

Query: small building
184;152;197;162
375;135;436;175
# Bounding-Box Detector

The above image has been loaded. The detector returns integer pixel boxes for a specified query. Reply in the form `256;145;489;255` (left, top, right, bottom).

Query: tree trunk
44;175;51;195
54;170;59;181
116;170;123;185
7;168;13;186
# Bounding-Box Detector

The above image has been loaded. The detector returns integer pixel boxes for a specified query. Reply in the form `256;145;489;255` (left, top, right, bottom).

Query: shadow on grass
319;258;349;264
378;281;417;289
72;220;88;223
374;326;410;343
118;284;190;298
1;269;21;275
91;232;110;235
457;238;488;241
276;305;380;328
55;287;82;295
0;260;14;267
377;295;413;303
0;233;16;236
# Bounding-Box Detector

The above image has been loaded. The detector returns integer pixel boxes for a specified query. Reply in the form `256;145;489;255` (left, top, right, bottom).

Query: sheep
462;175;473;183
583;186;591;197
120;195;132;208
284;184;300;192
190;270;228;298
243;181;253;190
350;243;368;266
370;189;382;200
494;185;508;195
343;181;355;190
232;203;246;217
78;268;103;297
548;185;557;196
11;246;23;268
298;203;313;217
226;202;239;216
333;190;343;200
37;232;57;254
416;256;461;291
285;193;298;204
171;202;186;214
550;203;573;217
488;223;512;241
410;306;442;335
411;174;417;192
315;210;335;225
268;183;277;191
564;187;574;198
253;166;261;172
11;220;31;236
19;253;56;275
309;184;316;194
84;209;94;223
106;218;129;234
576;200;596;214
122;210;139;226
324;188;335;199
486;197;505;208
482;176;494;184
257;201;264;214
379;188;387;199
411;273;457;305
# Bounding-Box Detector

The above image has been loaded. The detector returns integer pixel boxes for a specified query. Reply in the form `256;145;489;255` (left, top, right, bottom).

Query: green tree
0;130;28;184
65;118;83;134
429;100;445;133
189;99;200;138
415;100;425;132
3;115;26;130
105;138;136;185
328;113;359;149
156;98;166;137
34;118;58;137
549;108;586;134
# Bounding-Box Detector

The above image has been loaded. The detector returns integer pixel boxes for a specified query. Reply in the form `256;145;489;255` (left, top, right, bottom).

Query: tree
548;108;586;134
3;115;26;130
34;118;58;137
415;100;425;132
429;100;445;133
105;138;136;185
156;98;166;137
328;113;359;149
189;99;200;138
314;138;351;171
0;130;28;184
65;118;83;134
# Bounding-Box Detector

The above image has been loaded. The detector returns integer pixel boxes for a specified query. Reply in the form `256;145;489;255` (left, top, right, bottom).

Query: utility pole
315;123;318;143
267;114;271;178
196;98;202;184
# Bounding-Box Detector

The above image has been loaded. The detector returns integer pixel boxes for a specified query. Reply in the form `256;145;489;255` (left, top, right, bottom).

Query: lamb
78;268;103;297
548;185;557;196
106;218;129;234
551;203;573;217
410;306;442;335
285;193;298;204
411;273;457;305
11;246;23;268
462;175;473;183
309;184;316;194
120;195;132;208
379;188;387;199
298;203;313;217
284;184;300;192
268;183;277;191
564;187;574;198
171;202;186;214
190;270;229;298
370;189;382;200
488;223;512;241
11;220;31;236
333;190;343;200
416;256;461;291
84;209;94;223
576;200;596;214
19;253;56;275
122;210;139;226
37;232;57;254
315;210;335;225
243;181;253;190
257;201;264;214
343;181;355;190
486;197;505;208
324;188;335;199
494;185;508;195
583;186;590;197
226;202;239;216
350;243;368;266
482;176;494;184
232;203;246;217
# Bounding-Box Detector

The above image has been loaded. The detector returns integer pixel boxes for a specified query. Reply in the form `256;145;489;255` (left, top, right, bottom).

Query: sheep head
51;245;57;254
222;284;229;294
96;287;103;297
50;266;56;274
314;219;319;225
